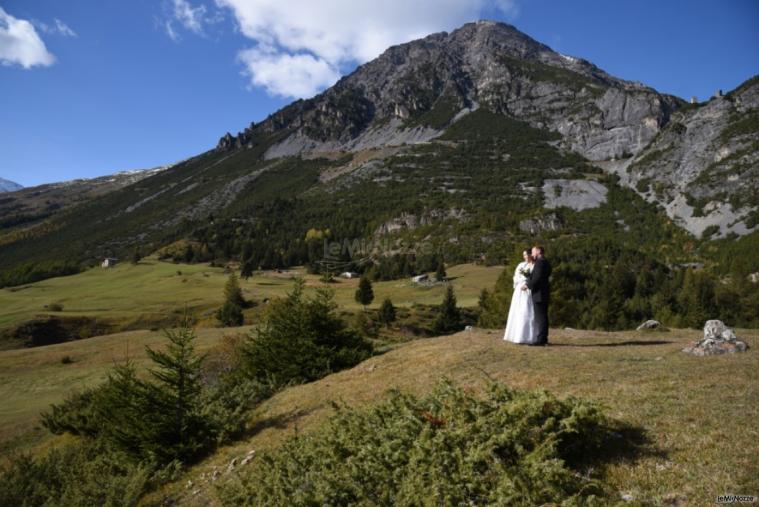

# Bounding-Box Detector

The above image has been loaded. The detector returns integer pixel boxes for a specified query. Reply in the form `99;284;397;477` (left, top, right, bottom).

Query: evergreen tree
217;301;244;327
218;273;245;327
433;285;462;335
240;260;255;280
243;279;372;387
131;247;142;265
224;272;245;307
378;298;396;327
435;260;447;281
355;276;374;310
140;322;211;463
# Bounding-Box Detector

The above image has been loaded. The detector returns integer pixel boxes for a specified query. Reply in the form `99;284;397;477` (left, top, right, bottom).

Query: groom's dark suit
526;257;551;344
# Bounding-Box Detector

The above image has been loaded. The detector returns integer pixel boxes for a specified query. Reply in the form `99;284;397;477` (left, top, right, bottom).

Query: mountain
0;21;756;286
216;20;756;238
0;166;171;237
0;178;23;193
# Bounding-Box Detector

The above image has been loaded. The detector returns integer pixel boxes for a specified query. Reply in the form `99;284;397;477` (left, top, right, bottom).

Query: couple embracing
504;246;551;346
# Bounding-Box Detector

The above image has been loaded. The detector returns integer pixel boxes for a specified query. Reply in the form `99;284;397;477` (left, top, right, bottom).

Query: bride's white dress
503;261;538;344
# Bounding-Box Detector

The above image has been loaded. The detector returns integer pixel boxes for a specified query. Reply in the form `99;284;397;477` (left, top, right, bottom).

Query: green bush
0;439;156;507
218;380;614;506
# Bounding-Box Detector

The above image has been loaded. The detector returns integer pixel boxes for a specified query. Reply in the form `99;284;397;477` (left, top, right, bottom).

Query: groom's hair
533;245;545;255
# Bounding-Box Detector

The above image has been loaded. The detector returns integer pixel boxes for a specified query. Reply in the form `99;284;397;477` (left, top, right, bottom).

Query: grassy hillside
0;326;253;457
162;327;758;506
0;260;501;334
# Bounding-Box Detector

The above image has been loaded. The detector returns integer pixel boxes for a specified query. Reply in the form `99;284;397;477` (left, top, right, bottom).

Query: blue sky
1;0;757;187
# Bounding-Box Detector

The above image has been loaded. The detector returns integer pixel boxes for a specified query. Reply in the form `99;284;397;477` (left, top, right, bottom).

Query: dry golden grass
160;327;758;506
0;326;253;460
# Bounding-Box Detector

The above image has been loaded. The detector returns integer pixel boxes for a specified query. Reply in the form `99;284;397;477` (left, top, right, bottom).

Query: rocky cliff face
622;78;759;237
217;20;756;238
218;21;681;163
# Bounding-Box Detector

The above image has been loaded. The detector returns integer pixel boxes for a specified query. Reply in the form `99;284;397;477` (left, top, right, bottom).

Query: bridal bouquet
519;266;531;278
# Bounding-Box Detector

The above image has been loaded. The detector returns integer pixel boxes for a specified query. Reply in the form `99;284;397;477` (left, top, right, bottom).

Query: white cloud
215;0;519;99
0;7;55;68
53;19;77;38
238;46;341;98
36;18;78;37
172;0;207;35
164;0;225;40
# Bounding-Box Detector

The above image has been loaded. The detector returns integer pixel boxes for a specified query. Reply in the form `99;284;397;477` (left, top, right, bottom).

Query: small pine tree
131;247;142;265
217;301;244;327
433;285;462;335
218;273;245;327
240;260;255;280
224;272;245;307
355;276;374;310
140;321;211;463
378;298;396;327
435;260;447;282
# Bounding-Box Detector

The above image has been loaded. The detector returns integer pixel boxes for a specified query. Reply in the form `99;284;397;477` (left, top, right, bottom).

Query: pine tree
435;260;447;282
355;276;374;310
378;298;396;327
224;272;245;307
243;279;372;387
240;260;255;280
433;285;462;335
141;320;211;463
218;273;245;326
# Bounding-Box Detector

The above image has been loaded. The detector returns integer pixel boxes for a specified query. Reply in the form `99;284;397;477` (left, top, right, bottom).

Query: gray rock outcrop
682;320;749;356
636;320;663;331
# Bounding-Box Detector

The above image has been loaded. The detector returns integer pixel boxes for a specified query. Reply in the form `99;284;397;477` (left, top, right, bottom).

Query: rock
241;451;256;466
637;319;662;331
186;480;193;489
519;213;562;235
621;492;634;502
682;320;749;356
543;179;608;211
227;457;238;472
465;325;473;331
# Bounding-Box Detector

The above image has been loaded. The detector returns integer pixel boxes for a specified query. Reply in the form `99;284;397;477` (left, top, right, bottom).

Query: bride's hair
523;248;532;257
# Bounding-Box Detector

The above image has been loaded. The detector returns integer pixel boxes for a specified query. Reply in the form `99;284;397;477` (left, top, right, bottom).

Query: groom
523;245;551;345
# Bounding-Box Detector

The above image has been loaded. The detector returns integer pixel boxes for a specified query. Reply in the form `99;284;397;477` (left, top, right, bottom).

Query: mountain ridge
0;21;756;286
0;178;23;193
215;21;755;237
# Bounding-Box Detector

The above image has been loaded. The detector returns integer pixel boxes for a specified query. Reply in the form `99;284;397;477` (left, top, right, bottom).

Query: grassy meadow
0;261;500;455
0;259;502;332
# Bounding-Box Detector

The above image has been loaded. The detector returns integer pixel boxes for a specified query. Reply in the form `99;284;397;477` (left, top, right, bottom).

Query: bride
503;249;538;344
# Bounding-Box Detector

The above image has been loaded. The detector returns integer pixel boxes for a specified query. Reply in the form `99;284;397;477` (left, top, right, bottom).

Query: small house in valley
101;258;118;268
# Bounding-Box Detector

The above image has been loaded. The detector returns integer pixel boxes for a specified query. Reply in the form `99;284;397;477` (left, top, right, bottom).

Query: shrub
219;380;614;506
0;439;155;507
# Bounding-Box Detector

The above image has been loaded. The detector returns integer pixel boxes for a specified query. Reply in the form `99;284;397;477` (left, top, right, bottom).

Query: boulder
682;320;749;356
636;319;662;331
